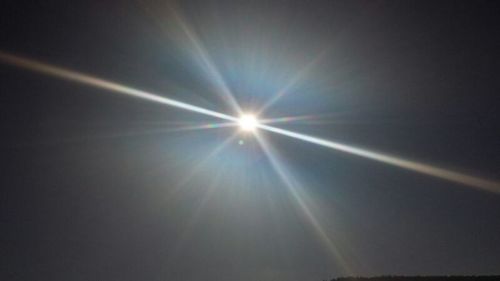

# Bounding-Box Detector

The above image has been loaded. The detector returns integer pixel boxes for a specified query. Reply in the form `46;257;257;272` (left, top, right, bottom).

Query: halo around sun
238;114;259;132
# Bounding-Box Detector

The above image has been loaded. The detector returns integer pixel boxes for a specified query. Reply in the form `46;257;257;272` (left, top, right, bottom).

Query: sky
1;1;500;280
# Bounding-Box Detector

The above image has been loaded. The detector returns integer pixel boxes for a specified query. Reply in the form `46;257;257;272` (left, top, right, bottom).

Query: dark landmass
329;277;500;281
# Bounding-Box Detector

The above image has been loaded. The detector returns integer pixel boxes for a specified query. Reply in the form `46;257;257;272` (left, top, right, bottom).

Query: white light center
238;114;258;131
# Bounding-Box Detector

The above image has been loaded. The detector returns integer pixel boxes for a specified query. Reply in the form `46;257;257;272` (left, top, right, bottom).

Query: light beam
255;133;353;275
238;114;259;132
257;124;500;194
0;51;237;123
170;10;243;115
1;50;499;194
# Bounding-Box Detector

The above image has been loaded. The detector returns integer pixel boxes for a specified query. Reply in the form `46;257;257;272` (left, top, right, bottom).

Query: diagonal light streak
0;51;237;122
41;122;236;145
171;10;243;115
166;122;237;131
258;50;327;115
255;133;352;275
259;114;322;125
2;51;499;194
166;167;224;266
168;132;239;199
258;124;500;193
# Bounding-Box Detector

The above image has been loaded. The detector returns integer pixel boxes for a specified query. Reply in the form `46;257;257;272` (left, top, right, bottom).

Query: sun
238;114;259;132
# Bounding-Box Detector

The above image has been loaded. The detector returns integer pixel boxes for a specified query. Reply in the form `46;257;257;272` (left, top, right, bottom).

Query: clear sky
1;1;500;280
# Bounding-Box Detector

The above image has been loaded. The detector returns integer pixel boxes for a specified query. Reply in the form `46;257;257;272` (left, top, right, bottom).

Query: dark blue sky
1;1;500;280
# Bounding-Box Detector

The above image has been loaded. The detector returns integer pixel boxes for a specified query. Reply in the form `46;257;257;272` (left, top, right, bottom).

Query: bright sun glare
238;114;258;132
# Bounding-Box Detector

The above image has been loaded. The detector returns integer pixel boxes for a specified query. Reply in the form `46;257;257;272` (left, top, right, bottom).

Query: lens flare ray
258;50;328;115
258;124;500;193
170;10;243;115
168;133;239;200
255;133;352;275
43;122;236;144
0;51;237;123
260;114;325;125
1;51;499;194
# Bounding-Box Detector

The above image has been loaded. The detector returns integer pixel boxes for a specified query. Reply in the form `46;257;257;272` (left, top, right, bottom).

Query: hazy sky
1;1;500;280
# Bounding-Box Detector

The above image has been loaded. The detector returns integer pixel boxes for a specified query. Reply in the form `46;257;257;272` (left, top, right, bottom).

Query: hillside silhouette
328;276;500;281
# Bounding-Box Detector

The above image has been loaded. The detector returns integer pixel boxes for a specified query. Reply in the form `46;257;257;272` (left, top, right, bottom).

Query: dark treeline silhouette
328;276;500;281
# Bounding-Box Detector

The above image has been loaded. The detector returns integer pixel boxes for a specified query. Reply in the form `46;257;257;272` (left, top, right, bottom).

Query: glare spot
238;114;258;132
